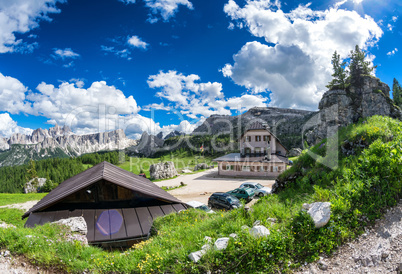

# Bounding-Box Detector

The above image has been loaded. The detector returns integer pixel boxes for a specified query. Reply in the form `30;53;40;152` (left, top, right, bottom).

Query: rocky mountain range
193;107;316;150
0;125;137;167
1;76;400;165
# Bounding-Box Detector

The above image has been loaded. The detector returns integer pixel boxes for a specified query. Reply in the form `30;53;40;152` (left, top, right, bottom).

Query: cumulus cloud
387;48;398;56
144;0;194;23
53;48;80;59
0;113;33;138
223;0;383;109
0;73;29;114
0;0;65;54
128;36;149;49
148;70;268;119
25;81;140;135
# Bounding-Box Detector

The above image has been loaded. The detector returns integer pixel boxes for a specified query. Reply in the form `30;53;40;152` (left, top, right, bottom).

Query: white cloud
26;80;140;135
392;16;398;22
387;48;398;56
352;0;363;4
387;24;393;31
148;70;268;119
0;0;65;54
128;36;149;49
144;0;194;23
0;73;29;114
101;45;131;60
223;0;382;109
53;48;80;59
0;113;33;138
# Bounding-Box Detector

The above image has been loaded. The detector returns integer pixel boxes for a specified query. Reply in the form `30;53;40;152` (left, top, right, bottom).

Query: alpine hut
22;161;187;245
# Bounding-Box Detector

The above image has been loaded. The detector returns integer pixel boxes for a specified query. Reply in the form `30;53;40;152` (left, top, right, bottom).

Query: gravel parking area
154;168;275;205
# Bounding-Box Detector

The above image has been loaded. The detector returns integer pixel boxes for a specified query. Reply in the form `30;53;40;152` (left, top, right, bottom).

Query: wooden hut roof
23;161;182;218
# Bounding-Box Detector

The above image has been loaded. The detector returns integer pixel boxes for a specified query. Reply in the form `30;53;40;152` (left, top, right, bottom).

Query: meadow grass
0;193;47;206
0;116;400;273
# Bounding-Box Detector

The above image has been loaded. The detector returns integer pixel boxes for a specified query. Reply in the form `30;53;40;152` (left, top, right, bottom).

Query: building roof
246;121;269;131
213;153;289;164
23;161;182;219
239;121;289;152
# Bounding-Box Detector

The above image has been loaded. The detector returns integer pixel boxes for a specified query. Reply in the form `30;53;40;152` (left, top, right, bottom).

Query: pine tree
348;45;375;86
26;159;39;190
392;78;402;107
326;51;348;90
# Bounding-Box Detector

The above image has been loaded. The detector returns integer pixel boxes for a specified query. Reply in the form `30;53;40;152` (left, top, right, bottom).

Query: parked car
208;192;242;210
186;201;214;213
239;182;271;197
226;187;255;203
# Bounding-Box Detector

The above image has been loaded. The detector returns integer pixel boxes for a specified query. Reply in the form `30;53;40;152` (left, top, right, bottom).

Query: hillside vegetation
0;115;400;273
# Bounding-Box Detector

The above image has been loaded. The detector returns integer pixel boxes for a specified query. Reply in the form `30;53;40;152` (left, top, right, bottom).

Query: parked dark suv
208;192;242;210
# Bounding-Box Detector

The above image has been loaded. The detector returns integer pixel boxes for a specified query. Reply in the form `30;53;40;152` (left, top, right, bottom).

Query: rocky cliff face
306;76;402;144
0;125;137;167
126;131;164;157
193;107;316;149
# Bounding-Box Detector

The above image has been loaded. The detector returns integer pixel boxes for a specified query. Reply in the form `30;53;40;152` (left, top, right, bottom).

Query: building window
273;166;278;172
255;147;261;154
226;164;234;171
264;166;268;171
245;148;251;155
255;166;261;172
242;166;250;171
263;135;271;142
246;136;251;142
278;166;281;172
255;136;261;141
270;166;273;172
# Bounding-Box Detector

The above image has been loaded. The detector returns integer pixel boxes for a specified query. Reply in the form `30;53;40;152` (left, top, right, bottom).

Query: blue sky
0;0;400;139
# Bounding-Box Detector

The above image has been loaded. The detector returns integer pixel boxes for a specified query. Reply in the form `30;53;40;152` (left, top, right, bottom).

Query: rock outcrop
193;107;315;150
149;161;178;180
305;202;331;228
306;76;402;144
24;178;47;194
287;148;302;157
127;131;164;157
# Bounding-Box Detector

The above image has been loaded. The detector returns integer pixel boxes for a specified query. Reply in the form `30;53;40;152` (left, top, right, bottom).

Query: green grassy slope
0;116;400;273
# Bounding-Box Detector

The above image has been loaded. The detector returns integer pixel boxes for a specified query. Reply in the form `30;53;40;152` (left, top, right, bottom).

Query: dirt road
154;168;275;205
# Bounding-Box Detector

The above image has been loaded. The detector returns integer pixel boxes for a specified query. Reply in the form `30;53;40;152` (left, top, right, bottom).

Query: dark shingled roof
23;161;182;219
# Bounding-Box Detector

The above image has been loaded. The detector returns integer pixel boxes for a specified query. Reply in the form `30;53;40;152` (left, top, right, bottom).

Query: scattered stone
267;218;277;224
21;262;26;267
241;225;250;231
0;221;16;229
188;250;205;263
302;203;311;210
317;259;328;271
3;250;10;257
287;148;302;157
307;202;331;228
249;225;270;238
204;236;212;243
51;217;87;235
149;161;179;180
214;237;230;250
24;177;47;193
194;163;209;171
229;233;238;238
253;220;261;226
201;244;211;251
